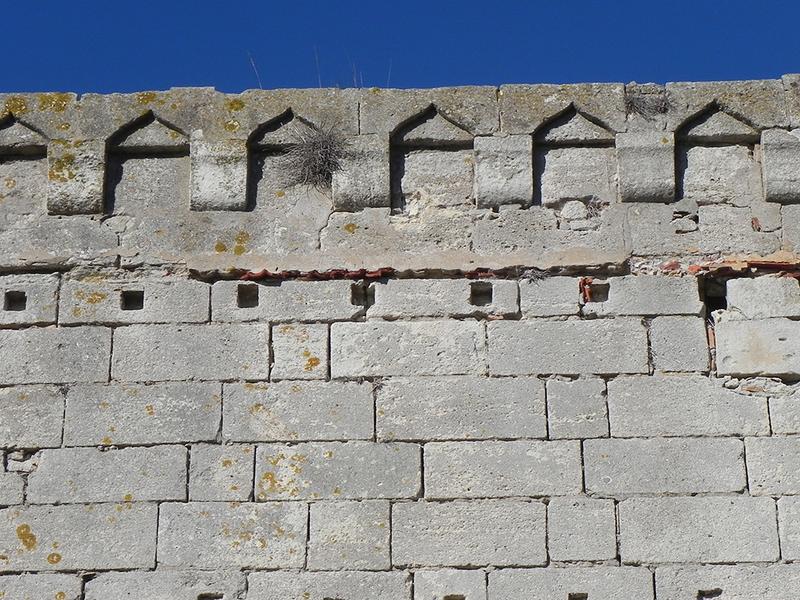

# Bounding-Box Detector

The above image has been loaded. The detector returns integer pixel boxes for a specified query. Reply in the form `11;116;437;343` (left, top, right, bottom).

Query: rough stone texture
8;82;800;596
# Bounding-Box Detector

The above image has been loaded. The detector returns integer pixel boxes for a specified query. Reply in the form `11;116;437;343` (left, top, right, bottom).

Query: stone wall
2;80;800;598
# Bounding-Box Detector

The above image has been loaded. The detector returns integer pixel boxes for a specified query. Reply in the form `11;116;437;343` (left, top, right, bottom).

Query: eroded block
474;135;533;208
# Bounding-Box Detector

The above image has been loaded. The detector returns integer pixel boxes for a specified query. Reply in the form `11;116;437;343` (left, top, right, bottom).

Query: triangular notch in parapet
535;105;615;145
0;116;48;154
249;109;317;148
108;111;188;153
678;104;758;143
392;105;473;147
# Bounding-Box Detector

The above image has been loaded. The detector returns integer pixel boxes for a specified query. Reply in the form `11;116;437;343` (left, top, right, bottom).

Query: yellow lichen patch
4;177;16;190
101;436;113;445
46;552;61;565
123;493;133;502
37;93;71;113
214;241;228;253
98;400;110;410
136;91;159;105
15;524;36;551
244;382;268;391
144;404;155;416
225;98;245;112
323;450;334;459
221;459;233;468
17;392;29;401
343;223;358;234
290;384;302;393
48;153;76;183
233;231;250;256
303;355;321;371
56;593;66;600
4;97;28;115
74;290;108;304
249;403;265;415
275;190;286;198
224;119;240;133
57;122;71;131
279;324;295;334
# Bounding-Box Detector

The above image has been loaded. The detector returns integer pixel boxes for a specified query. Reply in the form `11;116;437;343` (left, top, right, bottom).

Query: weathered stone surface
608;375;769;436
271;322;328;380
474;135;533;208
619;496;779;563
726;276;800;319
519;277;580;317
157;501;306;568
745;437;800;495
27;446;187;503
585;438;745;495
392;500;546;567
415;569;486;600
0;503;157;571
583;275;702;316
779;496;800;559
376;376;546;441
332;134;391;210
0;474;24;506
0;574;82;600
762;128;800;203
0;326;111;384
223;381;373;442
190;138;248;211
112;323;269;381
546;377;608;439
488;319;648;375
308;500;390;570
247;571;412;600
332;321;486;377
0;274;58;327
716;317;800;377
489;567;653;600
85;570;245;600
770;395;800;433
189;443;254;501
64;382;221;446
537;146;617;207
650;315;710;372
46;140;105;214
547;497;617;561
656;564;800;600
678;145;761;206
617;131;675;202
0;386;63;448
255;442;420;500
424;440;581;498
59;276;210;324
368;279;518;319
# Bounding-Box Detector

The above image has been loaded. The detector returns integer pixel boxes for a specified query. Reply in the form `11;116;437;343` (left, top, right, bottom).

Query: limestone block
678;145;761;206
0;326;111;385
726;276;800;319
474;135;533;208
46;140;104;214
582;275;703;316
190;138;247;210
85;571;245;600
211;280;361;323
745;437;800;495
424;440;581;498
0;154;47;218
64;382;220;446
157;501;306;568
368;279;519;319
489;567;653;600
779;496;800;559
392;500;546;567
59;276;210;324
546;377;609;439
308;500;391;570
0;385;63;448
247;571;411;600
0;274;59;327
656;564;800;600
331;321;486;378
762;128;800;203
255;442;420;500
415;569;487;600
27;445;187;504
547;497;617;561
332;134;391;210
0;503;157;571
584;437;745;495
189;444;254;501
111;323;269;381
395;148;474;212
519;277;581;317
376;376;546;441
271;323;328;380
0;574;82;600
222;381;373;442
488;319;648;375
537;146;616;206
617;131;675;202
716;317;800;377
500;83;626;134
770;396;800;433
650;316;710;372
608;375;769;437
619;496;778;563
0;473;23;505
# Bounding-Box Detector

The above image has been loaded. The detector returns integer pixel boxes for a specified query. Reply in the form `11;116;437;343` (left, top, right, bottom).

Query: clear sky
3;0;798;93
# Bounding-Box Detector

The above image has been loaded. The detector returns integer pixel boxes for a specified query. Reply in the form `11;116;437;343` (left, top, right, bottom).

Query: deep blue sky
3;1;798;93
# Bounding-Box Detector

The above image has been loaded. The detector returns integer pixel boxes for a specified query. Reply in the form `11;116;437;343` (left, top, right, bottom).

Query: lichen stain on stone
303;352;321;371
48;153;76;183
74;290;108;304
136;92;160;106
214;241;228;253
56;592;66;600
4;177;16;190
46;552;61;564
37;93;71;113
225;98;245;112
244;382;268;391
4;97;28;115
222;458;233;468
144;404;155;416
101;436;113;445
224;119;240;133
57;122;71;131
15;524;36;551
343;222;358;234
275;190;286;198
233;231;250;255
249;403;265;415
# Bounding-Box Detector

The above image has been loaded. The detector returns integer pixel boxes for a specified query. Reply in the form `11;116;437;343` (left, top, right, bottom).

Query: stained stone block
474;135;533;208
46;140;105;214
762;128;800;203
332;134;391;210
190;138;248;210
617;131;675;202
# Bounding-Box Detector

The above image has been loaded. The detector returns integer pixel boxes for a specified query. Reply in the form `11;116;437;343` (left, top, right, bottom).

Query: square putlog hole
237;284;259;308
568;594;589;600
120;290;145;311
470;281;493;306
3;290;27;311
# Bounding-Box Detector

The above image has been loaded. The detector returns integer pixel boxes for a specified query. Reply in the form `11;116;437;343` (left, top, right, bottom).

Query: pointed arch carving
107;111;189;155
0;114;48;157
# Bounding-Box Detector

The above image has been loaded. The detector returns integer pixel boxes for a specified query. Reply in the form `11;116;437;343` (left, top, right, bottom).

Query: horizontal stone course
655;564;800;600
489;567;654;600
247;571;412;600
85;570;245;600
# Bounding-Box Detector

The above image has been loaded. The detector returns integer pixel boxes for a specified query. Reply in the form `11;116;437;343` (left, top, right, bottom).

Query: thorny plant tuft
277;123;351;190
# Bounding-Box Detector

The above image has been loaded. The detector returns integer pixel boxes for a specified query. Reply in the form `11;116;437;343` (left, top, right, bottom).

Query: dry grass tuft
625;93;670;120
277;123;350;190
